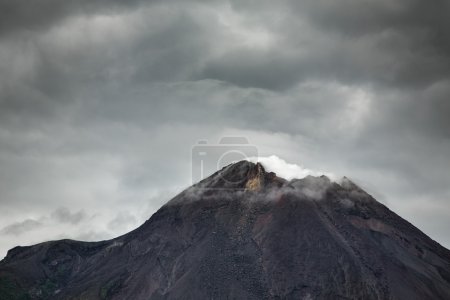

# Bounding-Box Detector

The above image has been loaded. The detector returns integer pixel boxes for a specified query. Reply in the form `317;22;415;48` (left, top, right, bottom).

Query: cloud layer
248;155;336;181
0;0;449;257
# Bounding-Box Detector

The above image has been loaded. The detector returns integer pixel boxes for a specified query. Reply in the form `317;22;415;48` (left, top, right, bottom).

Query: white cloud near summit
248;155;336;181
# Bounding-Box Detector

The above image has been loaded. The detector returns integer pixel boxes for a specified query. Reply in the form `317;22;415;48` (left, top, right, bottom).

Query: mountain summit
1;161;450;299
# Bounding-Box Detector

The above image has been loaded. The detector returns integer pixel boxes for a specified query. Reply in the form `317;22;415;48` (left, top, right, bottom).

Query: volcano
1;161;450;299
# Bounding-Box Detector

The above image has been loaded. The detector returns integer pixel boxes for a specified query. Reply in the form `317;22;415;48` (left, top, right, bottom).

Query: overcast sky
0;0;449;258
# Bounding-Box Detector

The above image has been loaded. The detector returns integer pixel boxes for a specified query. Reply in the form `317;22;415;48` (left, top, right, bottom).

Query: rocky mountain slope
1;161;450;299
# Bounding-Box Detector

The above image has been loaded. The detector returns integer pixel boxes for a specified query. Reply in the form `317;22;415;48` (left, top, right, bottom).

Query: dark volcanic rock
1;161;450;299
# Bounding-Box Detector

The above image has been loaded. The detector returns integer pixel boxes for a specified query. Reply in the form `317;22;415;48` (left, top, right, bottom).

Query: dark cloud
0;0;449;258
204;0;450;89
298;0;450;36
1;219;42;236
0;0;149;37
51;207;87;225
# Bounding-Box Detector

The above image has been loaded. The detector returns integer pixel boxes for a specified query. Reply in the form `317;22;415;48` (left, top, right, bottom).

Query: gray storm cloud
0;0;449;258
0;219;43;236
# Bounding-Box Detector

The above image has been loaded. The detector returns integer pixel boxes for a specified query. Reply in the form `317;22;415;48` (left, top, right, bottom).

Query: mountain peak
244;162;265;191
2;160;450;299
193;160;286;191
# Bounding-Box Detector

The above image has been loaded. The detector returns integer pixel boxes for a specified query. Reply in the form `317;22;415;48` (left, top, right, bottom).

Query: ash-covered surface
1;161;450;299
